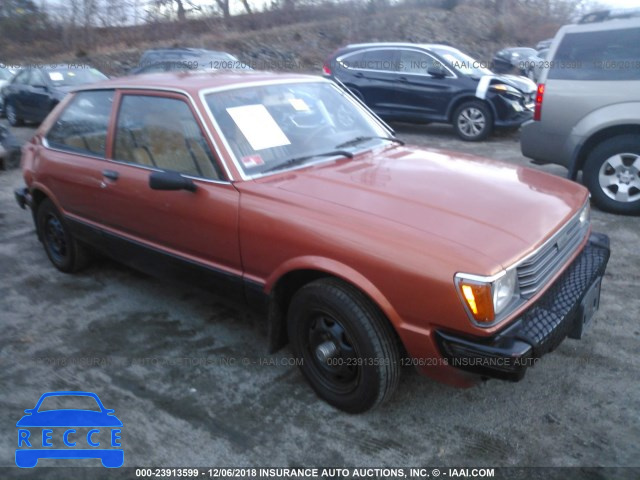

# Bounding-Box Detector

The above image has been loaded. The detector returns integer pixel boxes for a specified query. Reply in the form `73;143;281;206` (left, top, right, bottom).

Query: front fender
264;255;404;330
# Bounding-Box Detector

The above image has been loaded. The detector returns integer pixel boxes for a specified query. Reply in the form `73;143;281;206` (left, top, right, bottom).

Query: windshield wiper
263;150;354;174
335;135;404;149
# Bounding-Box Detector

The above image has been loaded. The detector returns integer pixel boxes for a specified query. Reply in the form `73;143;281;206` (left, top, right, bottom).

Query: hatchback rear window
549;27;640;80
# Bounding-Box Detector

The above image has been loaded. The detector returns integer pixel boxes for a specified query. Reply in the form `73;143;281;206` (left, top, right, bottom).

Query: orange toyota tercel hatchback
15;71;610;413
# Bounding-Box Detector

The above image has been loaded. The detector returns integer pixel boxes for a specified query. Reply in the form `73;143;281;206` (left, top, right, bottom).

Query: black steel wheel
36;199;90;272
288;278;400;413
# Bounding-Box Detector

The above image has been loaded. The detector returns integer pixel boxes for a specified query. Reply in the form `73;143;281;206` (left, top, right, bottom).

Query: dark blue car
16;391;123;468
322;42;535;141
1;66;107;126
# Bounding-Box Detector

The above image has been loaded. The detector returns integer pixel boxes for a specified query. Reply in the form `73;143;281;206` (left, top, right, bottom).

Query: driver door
98;91;244;297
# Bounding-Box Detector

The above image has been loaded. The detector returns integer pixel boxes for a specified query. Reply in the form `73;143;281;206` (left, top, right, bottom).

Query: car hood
498;74;536;94
16;410;123;427
260;145;587;272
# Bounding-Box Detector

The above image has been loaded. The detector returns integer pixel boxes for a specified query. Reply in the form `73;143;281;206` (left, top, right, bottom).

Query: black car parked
1;66;107;126
323;43;535;141
131;48;250;74
491;47;537;74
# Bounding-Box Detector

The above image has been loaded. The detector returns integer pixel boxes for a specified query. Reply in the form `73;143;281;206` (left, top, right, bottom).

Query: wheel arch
29;185;59;240
447;95;496;123
570;124;640;179
264;257;403;354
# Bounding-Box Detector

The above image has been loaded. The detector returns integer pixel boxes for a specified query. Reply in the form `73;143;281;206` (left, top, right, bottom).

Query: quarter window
46;90;113;157
114;95;222;180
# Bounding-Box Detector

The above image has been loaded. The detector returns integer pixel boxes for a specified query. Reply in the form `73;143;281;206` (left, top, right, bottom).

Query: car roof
72;70;326;95
341;42;455;52
562;14;640;33
578;7;640;24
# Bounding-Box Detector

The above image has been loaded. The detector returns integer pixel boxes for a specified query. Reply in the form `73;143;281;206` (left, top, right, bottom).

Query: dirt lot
0;120;638;479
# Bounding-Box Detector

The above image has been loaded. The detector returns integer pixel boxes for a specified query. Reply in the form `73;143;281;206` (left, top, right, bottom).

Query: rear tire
452;101;493;141
583;135;640;215
288;278;400;413
36;199;91;272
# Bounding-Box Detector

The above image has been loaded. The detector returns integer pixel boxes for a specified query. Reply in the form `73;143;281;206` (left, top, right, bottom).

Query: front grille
516;212;588;299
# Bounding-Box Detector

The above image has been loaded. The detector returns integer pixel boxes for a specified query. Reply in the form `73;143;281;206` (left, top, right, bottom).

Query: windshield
431;47;492;77
46;68;107;87
205;81;390;176
0;68;12;81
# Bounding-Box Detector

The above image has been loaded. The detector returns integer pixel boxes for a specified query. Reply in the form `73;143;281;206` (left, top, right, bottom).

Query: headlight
489;83;522;97
455;269;519;326
579;202;590;226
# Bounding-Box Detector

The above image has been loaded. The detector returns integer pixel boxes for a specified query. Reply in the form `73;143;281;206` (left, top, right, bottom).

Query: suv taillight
534;84;545;121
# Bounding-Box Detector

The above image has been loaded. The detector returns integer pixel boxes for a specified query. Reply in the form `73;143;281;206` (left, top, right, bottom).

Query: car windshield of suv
205;81;390;176
431;47;492;78
46;68;107;87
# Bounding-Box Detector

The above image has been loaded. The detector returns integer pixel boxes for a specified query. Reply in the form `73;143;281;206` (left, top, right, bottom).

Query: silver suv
520;14;640;215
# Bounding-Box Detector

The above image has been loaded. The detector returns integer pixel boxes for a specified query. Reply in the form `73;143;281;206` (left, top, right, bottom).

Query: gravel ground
0;120;638;479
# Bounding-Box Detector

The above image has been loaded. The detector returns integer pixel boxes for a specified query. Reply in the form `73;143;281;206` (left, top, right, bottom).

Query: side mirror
427;64;447;78
149;171;197;193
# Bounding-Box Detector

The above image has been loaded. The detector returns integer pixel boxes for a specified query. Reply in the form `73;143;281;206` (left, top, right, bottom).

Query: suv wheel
453;101;493;141
583;135;640;215
6;102;23;127
288;278;400;413
36;199;91;272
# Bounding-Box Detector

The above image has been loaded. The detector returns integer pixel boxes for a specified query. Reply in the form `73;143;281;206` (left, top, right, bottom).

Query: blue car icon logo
16;391;123;468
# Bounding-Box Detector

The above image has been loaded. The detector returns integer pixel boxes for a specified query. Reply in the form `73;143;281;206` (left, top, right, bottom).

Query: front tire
583;135;640;215
36;199;90;272
288;278;400;413
452;101;493;141
6;102;23;127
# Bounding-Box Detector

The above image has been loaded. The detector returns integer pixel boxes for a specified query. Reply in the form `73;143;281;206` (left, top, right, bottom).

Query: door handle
398;76;408;82
102;170;119;181
354;72;364;78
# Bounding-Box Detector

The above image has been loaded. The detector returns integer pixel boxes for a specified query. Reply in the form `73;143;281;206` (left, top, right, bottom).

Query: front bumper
15;187;32;210
435;232;610;381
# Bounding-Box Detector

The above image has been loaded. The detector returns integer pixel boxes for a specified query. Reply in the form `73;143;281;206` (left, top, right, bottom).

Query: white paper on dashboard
226;104;291;151
49;72;64;81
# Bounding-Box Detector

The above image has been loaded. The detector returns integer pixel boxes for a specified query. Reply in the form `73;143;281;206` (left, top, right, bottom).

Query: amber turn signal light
458;281;495;324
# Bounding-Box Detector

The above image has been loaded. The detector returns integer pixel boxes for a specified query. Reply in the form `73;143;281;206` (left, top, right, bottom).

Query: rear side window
46;90;113;157
340;49;398;72
113;95;222;180
549;27;640;80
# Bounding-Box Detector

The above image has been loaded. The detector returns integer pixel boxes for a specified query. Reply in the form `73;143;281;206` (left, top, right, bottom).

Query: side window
29;70;46;87
12;70;29;85
361;49;398;72
340;50;398;72
114;95;222;180
549;27;640;80
398;50;435;74
46;90;113;157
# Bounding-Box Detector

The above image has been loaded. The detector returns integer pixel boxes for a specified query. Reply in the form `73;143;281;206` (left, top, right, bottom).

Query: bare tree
214;0;230;19
240;0;253;14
